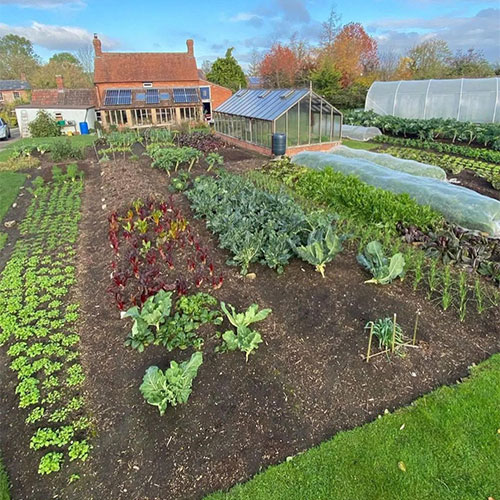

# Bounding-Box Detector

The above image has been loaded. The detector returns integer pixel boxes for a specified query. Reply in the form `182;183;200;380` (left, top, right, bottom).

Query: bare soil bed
1;147;499;500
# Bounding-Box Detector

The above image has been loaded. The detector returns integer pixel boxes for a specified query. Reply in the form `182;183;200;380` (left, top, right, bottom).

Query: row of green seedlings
371;134;500;164
10;141;86;163
147;143;224;176
120;289;271;416
381;146;500;189
0;167;91;479
247;165;499;321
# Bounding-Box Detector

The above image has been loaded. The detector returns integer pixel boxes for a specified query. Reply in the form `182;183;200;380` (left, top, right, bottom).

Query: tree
377;51;399;81
201;60;213;77
206;48;246;92
448;49;494;78
289;34;317;87
310;60;342;102
247;50;262;77
31;60;91;89
76;45;95;86
0;34;40;80
320;5;342;49
406;39;451;79
259;43;298;88
330;23;378;86
49;52;80;65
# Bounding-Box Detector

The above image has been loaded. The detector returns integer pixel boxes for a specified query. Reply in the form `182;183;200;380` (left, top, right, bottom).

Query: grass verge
0;171;26;220
0;455;9;500
341;139;378;150
205;354;500;500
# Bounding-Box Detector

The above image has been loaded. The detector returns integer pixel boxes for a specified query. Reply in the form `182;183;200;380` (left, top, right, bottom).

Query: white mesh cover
365;78;500;123
293;151;500;237
330;146;446;180
341;124;382;141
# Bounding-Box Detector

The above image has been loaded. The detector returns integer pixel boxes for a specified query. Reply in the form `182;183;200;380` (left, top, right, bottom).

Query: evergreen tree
207;48;247;92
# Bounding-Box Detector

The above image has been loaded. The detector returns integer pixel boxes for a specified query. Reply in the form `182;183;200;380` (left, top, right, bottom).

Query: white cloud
369;9;500;61
0;22;119;51
229;12;262;22
0;0;85;9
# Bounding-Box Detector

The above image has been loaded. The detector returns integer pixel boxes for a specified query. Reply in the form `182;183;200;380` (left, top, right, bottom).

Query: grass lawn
0;135;96;163
0;171;26;251
0;456;9;500
206;354;500;500
341;138;379;150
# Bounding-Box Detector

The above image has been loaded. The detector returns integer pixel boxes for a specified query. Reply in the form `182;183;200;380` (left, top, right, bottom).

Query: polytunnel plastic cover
292;151;500;237
341;124;381;142
330;146;446;180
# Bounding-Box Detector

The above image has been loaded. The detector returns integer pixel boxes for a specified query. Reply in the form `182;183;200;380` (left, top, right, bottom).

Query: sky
0;0;499;67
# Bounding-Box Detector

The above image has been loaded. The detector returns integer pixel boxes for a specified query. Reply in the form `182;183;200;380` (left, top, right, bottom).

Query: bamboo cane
391;313;397;353
366;323;374;363
413;312;419;345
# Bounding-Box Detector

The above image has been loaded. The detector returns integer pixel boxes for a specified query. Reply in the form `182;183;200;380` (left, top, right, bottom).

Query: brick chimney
186;39;194;56
93;34;102;57
56;75;64;90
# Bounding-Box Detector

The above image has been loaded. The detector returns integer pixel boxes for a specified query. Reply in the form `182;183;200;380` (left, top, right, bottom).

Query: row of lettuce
0;167;91;479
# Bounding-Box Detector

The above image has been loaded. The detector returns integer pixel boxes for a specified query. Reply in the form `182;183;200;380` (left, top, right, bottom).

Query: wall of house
15;107;97;138
0;90;29;105
207;83;232;110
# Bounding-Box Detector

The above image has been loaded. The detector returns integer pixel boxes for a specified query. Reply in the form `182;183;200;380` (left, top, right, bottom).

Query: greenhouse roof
215;88;309;121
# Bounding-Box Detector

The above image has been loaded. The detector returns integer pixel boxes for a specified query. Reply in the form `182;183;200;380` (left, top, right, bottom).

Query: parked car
0;118;11;140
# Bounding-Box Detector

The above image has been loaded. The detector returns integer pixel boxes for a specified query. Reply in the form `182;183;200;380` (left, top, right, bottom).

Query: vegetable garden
0;127;498;500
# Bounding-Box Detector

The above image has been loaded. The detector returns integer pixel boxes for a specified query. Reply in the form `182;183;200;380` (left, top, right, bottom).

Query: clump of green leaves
357;241;405;284
365;317;404;351
206;152;224;172
217;302;272;361
139;351;203;416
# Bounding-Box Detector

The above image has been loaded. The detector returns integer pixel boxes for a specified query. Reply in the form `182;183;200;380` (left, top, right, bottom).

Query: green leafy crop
357;241;405;285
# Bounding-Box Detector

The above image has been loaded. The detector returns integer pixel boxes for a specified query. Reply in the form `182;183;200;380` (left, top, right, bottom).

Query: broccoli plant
357;241;405;284
205;152;224;172
139;351;203;416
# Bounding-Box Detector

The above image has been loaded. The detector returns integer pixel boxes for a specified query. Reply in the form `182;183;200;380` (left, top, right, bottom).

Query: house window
107;109;128;126
143;82;153;88
180;107;198;120
132;109;152;126
13;91;20;100
96;111;102;123
200;87;210;100
156;108;174;124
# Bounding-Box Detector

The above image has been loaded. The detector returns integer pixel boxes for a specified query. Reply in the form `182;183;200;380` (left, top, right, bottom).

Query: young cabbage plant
218;302;272;361
292;226;345;278
357;240;405;285
139;351;203;416
205;152;224;172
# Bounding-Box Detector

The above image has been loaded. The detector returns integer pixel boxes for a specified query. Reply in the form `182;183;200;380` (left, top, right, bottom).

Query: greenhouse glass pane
299;98;309;144
275;114;286;134
287;103;299;147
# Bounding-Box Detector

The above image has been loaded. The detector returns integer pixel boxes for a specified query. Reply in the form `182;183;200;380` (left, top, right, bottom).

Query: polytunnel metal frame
365;77;500;123
213;88;343;150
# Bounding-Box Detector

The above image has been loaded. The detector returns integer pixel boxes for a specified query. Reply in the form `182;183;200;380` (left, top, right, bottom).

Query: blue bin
79;122;89;135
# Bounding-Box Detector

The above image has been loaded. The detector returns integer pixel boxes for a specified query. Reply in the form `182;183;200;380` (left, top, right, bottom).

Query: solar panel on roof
146;89;159;104
117;89;132;105
173;88;200;103
104;89;119;105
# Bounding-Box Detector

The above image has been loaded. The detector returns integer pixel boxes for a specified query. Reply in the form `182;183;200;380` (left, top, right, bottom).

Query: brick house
93;35;232;129
15;75;96;138
0;79;30;106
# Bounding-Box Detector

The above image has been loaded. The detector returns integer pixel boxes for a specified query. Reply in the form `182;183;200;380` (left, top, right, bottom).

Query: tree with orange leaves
331;23;378;87
259;43;299;88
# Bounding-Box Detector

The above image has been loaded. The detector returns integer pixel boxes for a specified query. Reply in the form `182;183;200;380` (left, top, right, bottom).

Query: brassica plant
357;241;405;284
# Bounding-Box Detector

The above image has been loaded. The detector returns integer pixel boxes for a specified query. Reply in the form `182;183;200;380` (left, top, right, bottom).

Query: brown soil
449;169;500;201
1;148;499;500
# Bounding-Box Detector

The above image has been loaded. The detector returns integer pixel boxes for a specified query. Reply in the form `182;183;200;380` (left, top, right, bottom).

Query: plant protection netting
341;124;381;141
292;151;500;237
330;146;447;180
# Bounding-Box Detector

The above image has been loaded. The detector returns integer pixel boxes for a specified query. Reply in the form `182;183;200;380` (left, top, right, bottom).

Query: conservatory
365;77;500;123
213;88;342;154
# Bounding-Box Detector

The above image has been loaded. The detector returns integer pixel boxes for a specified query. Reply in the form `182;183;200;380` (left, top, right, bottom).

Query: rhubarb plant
357;241;405;284
139;351;203;416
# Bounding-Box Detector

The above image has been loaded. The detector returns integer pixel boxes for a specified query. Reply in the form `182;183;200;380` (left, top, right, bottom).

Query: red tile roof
94;43;199;84
25;88;96;109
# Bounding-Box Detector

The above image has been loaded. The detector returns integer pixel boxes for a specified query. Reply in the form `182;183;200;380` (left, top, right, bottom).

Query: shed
213;88;342;155
15;76;97;138
365;77;500;123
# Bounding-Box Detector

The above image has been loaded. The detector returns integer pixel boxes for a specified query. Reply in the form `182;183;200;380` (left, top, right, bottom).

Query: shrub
50;140;84;162
28;111;61;138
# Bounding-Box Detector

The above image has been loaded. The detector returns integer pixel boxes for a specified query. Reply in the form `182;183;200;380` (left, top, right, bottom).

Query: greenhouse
214;88;342;154
365;77;500;123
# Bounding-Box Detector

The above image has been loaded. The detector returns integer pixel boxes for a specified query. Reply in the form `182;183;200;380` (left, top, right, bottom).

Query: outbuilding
15;75;96;138
213;88;342;156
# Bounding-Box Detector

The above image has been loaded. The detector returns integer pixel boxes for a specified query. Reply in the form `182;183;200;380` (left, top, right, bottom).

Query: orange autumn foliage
331;23;378;87
259;43;299;88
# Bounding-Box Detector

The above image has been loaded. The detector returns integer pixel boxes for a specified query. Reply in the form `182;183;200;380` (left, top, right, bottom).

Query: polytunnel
365;77;500;123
